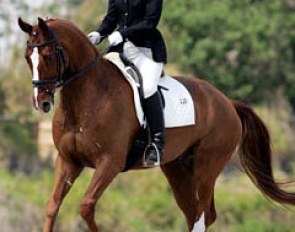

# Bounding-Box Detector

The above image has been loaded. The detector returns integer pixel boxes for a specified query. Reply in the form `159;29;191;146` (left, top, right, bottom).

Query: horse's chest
57;130;102;168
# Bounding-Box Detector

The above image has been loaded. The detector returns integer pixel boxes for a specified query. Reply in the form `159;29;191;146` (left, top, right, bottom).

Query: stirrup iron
143;143;161;167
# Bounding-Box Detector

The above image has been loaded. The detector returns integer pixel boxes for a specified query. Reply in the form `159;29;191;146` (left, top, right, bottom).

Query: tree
162;0;295;103
0;0;79;173
74;0;107;32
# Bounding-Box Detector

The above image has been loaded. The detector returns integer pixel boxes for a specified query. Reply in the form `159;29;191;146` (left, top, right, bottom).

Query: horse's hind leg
44;155;82;232
191;137;238;231
161;157;198;231
206;192;217;227
162;145;233;231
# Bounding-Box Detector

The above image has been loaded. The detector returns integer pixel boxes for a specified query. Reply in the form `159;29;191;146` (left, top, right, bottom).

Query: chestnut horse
18;18;295;232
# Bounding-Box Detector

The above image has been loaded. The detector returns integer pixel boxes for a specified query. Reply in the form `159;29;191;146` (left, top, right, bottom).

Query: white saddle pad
104;52;196;128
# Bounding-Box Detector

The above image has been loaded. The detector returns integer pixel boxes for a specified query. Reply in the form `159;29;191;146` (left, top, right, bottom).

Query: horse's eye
43;54;54;63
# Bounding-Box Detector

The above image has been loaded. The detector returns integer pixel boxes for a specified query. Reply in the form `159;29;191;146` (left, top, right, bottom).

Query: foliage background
0;0;295;231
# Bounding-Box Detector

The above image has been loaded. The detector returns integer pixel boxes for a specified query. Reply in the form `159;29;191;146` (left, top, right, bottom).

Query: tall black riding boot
143;91;165;167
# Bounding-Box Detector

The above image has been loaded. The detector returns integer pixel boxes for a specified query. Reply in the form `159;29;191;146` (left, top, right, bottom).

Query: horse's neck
52;22;119;126
58;59;115;124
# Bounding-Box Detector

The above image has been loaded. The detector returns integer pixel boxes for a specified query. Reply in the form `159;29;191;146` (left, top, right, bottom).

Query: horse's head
19;17;100;113
18;17;70;113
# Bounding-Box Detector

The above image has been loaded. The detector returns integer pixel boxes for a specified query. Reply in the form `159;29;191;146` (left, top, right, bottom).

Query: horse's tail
233;100;295;206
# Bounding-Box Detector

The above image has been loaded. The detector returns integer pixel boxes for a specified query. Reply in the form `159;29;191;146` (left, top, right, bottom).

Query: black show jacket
97;0;167;63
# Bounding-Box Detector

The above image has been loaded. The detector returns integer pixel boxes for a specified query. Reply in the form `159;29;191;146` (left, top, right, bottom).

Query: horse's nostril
42;101;51;113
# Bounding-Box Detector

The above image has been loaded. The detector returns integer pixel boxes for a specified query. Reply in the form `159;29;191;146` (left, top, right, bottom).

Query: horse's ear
18;17;33;34
38;17;50;36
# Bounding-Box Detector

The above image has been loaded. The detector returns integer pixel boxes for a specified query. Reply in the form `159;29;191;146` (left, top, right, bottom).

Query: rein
27;30;101;96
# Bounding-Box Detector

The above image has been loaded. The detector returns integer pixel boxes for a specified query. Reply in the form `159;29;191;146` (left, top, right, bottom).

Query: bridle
27;30;100;96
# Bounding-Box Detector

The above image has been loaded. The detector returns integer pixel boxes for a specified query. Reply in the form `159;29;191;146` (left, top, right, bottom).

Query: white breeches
123;41;163;98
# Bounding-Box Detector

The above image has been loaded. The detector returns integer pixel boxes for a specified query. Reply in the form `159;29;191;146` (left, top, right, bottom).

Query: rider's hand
108;31;123;46
88;31;101;45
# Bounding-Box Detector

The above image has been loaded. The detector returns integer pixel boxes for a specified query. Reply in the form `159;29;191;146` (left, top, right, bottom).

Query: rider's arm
97;0;119;36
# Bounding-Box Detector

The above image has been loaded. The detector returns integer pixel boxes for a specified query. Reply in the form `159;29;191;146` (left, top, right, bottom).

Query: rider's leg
123;42;165;166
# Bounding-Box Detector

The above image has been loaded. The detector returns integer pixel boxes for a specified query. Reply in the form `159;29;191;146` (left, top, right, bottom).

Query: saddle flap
104;52;196;128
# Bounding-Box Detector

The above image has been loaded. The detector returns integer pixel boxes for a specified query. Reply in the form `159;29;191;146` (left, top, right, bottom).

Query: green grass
0;168;294;232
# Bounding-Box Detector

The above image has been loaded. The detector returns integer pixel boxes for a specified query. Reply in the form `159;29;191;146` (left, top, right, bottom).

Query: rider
88;0;167;166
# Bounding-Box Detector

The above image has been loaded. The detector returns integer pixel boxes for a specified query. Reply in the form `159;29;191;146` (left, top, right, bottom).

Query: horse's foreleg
80;156;121;232
43;155;82;232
